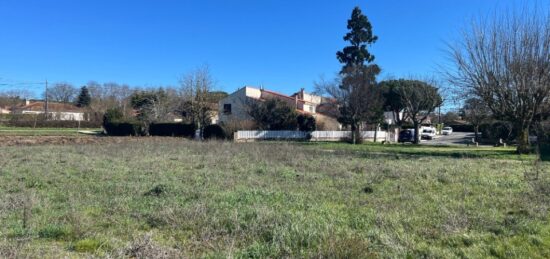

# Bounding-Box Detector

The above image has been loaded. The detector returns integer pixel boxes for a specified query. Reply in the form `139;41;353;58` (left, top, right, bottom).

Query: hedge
479;122;517;143
149;123;196;138
0;120;102;128
103;121;144;136
203;124;226;139
447;124;475;132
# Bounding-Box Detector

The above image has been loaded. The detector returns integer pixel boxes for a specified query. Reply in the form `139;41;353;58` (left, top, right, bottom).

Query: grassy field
307;142;536;161
0;139;549;258
0;126;102;136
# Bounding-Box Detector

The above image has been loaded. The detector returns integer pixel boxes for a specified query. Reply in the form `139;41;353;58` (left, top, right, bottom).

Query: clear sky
0;0;548;99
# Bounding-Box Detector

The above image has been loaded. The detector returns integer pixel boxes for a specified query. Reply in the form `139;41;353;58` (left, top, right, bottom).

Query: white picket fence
235;130;388;142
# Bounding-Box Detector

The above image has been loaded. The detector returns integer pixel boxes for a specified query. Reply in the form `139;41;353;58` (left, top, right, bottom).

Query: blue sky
0;0;548;99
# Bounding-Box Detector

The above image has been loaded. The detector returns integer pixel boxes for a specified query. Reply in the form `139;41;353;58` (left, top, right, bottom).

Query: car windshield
423;130;432;133
443;127;452;130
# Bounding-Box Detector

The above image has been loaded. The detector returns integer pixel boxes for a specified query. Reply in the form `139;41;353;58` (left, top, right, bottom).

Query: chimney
300;88;305;99
25;99;30;106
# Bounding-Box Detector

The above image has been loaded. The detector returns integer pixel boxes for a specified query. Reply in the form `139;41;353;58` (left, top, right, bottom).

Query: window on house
223;104;232;114
309;106;314;113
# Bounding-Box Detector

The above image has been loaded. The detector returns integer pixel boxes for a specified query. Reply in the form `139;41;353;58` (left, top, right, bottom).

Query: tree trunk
516;125;531;154
351;123;357;145
374;124;379;143
413;121;420;144
474;125;479;143
396;123;403;143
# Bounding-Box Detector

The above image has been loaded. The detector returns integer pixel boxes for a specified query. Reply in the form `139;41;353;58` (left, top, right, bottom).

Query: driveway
421;132;478;146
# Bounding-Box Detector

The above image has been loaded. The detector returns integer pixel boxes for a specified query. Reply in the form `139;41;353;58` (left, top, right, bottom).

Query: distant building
218;86;341;130
0;106;11;114
14;100;86;121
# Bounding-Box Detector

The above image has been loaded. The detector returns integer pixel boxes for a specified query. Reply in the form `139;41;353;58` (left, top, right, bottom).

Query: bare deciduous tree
462;98;491;142
178;66;216;137
130;88;177;134
321;66;384;144
85;81;133;117
46;82;77;103
447;8;550;153
0;89;33;108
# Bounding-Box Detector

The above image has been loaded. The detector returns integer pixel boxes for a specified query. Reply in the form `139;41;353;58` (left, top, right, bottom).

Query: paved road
421;132;478;146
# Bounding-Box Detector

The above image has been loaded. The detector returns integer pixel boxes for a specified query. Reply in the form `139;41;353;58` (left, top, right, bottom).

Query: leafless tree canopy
463;97;491;141
447;7;550;152
0;90;33;108
46;82;77;103
86;81;133;114
178;66;216;133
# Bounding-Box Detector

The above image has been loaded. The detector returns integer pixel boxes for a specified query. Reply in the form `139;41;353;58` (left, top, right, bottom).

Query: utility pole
438;105;441;124
44;80;49;120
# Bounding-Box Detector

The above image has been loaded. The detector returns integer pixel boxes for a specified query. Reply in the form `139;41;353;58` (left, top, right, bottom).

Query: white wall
301;92;322;105
218;87;257;124
384;111;403;125
22;111;85;121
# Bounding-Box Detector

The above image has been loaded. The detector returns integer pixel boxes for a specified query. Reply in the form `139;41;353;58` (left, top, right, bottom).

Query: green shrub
102;108;124;127
149;123;196;138
203;124;226;140
297;114;316;132
448;124;475;132
480;121;516;143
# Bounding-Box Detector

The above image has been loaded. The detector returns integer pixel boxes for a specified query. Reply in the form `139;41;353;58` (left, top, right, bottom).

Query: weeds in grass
144;184;169;197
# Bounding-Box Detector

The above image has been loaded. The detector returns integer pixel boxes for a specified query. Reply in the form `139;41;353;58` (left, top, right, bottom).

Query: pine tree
336;6;378;73
76;86;91;108
334;6;383;144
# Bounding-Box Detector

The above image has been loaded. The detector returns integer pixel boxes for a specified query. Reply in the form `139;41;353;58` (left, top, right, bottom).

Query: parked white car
442;127;453;135
421;128;437;140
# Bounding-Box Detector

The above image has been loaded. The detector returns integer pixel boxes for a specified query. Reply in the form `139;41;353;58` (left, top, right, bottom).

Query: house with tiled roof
14;100;86;121
217;86;341;130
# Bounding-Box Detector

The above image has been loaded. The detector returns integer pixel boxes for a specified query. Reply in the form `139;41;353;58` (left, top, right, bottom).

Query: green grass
0;126;102;136
307;141;535;161
0;139;548;258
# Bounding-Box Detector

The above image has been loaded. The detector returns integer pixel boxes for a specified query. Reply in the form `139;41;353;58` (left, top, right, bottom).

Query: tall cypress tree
334;7;383;144
336;6;378;73
76;86;91;108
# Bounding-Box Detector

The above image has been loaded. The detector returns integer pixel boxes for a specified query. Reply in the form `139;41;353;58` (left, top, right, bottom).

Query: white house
16;101;86;121
218;86;341;130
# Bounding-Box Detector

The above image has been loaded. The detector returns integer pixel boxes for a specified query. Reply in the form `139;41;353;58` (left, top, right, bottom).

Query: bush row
447;124;475;132
103;121;230;140
103;121;144;136
0;120;102;128
149;123;196;137
203;124;226;139
103;122;199;138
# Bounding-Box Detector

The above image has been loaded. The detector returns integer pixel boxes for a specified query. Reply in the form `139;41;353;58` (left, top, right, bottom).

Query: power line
0;82;43;86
